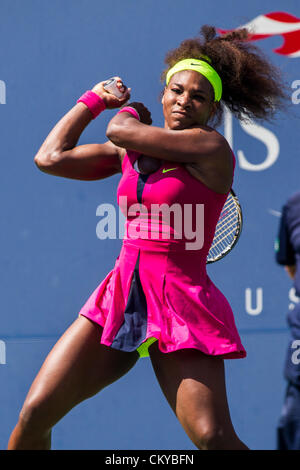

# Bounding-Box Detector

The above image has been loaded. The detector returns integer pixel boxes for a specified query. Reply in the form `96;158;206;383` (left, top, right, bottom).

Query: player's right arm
34;78;130;180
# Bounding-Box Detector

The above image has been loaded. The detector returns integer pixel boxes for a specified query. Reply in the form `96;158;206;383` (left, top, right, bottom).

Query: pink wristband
77;90;106;119
117;106;140;121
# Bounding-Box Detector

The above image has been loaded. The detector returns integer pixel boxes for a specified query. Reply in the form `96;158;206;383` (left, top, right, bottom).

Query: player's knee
18;397;51;436
193;421;226;450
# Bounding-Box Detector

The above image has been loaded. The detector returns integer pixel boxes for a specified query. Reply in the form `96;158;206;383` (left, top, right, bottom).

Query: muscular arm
106;113;230;165
106;113;233;192
34;104;122;180
34;79;130;180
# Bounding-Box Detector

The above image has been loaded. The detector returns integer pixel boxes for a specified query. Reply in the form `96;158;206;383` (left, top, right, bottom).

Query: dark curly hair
161;26;289;127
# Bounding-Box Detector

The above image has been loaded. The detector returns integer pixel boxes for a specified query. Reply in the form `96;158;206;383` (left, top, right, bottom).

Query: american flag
218;11;300;58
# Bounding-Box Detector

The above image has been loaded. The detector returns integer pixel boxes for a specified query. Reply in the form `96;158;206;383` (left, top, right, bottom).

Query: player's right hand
92;77;131;109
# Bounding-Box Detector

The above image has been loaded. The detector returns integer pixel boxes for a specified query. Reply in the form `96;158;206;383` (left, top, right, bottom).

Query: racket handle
103;78;125;98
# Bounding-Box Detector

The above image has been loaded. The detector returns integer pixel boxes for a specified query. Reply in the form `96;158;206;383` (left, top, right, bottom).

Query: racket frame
206;189;243;264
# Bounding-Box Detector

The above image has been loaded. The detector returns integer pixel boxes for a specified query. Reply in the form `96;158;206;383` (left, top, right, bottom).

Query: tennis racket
207;189;243;263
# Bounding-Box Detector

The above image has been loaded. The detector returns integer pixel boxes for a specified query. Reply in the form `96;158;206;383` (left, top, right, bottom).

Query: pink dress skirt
79;150;246;359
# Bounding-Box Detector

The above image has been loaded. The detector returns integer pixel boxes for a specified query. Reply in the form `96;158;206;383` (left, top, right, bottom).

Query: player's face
162;70;217;130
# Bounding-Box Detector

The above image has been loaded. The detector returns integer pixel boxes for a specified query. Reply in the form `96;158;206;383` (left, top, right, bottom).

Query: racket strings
207;193;242;262
212;210;239;244
210;219;238;253
212;202;237;238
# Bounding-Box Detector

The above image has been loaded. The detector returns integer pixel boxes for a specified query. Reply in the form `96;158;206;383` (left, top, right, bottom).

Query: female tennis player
8;26;286;450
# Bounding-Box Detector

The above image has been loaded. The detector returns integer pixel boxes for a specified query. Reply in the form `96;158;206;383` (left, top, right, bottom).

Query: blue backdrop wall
0;0;300;450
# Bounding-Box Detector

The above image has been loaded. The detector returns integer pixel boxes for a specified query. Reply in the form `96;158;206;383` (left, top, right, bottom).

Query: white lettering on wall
223;108;280;171
0;80;6;104
223;106;233;148
238;120;280;171
0;340;6;365
245;287;263;315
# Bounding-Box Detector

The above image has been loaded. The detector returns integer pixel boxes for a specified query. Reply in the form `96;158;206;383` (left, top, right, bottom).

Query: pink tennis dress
79;150;246;359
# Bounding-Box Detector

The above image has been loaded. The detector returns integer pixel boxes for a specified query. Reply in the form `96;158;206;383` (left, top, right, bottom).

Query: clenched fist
92;77;131;109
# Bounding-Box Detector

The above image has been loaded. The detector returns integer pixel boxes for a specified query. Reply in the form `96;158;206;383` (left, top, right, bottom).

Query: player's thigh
148;344;234;434
20;316;139;429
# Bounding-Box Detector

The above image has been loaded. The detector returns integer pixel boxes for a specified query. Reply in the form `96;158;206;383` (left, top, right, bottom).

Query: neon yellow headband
166;57;222;102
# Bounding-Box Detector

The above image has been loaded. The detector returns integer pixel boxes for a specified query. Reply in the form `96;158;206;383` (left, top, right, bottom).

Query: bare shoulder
186;125;231;161
212;130;233;166
191;125;233;168
200;125;229;151
185;129;234;194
